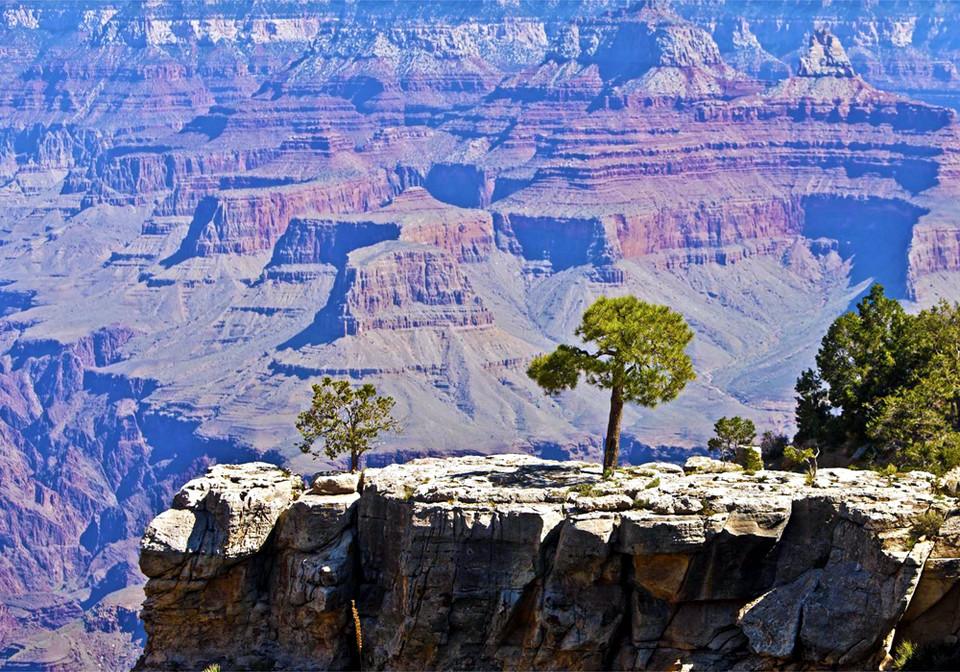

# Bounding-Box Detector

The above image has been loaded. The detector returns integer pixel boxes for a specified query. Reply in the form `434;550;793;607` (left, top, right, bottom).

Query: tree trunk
603;384;624;473
350;449;359;473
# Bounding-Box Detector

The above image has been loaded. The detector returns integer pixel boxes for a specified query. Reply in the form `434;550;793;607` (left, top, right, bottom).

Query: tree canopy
528;296;695;471
707;416;756;463
796;284;960;474
296;376;401;472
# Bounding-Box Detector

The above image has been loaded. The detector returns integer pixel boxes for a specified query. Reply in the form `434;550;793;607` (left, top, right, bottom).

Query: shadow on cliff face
802;195;927;300
510;215;609;271
278;265;355;349
494;213;622;282
159;196;220;268
424;163;493;208
268;220;400;268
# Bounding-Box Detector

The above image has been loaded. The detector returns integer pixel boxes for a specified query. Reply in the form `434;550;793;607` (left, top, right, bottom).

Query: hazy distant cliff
136;456;958;671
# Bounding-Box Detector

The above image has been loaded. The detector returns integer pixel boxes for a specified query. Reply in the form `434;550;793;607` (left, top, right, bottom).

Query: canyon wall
136;456;958;671
5;1;960;667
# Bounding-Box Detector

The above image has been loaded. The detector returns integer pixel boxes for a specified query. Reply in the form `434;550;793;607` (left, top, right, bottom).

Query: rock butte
137;456;958;671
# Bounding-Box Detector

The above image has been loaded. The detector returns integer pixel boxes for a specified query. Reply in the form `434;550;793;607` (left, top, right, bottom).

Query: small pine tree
296;377;402;472
741;446;763;474
707;416;756;463
527;296;695;472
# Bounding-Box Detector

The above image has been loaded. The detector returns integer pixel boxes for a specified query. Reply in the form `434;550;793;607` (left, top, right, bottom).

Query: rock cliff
137;456;958;671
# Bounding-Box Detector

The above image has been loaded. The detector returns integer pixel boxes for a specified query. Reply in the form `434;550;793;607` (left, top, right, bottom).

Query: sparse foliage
296;376;401;472
784;442;820;478
569;481;600;497
707;416;756;463
911;510;945;542
527;296;695;471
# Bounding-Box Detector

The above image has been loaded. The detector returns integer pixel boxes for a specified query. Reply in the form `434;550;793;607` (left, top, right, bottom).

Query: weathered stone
798;539;934;665
633;553;690;601
738;570;822;658
941;466;960;497
644;462;685;475
277;492;359;552
684;455;742;474
140;462;303;580
311;471;361;495
136;455;960;671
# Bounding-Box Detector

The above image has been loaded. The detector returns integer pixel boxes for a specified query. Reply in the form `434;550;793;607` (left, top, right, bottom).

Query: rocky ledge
135;456;960;671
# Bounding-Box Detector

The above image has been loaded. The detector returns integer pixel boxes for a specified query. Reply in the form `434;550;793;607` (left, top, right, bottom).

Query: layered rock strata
137;456;957;671
318;241;495;337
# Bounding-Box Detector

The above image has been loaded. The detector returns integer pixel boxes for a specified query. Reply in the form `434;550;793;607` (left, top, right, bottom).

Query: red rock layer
325;242;494;336
270;188;494;270
910;226;960;278
188;172;400;256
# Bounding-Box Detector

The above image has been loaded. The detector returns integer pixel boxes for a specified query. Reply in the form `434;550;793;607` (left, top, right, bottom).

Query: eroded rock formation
137;456;957;671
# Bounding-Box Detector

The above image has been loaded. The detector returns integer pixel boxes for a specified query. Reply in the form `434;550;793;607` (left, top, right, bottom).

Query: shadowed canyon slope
4;0;960;667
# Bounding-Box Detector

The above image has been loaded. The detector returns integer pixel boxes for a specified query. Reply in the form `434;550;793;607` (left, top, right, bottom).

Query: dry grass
352;599;363;670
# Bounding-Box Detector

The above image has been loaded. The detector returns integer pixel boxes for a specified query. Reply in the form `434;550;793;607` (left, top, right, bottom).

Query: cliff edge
135;455;960;670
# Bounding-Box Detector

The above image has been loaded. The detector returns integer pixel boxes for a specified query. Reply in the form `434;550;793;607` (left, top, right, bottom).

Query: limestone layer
136;455;958;671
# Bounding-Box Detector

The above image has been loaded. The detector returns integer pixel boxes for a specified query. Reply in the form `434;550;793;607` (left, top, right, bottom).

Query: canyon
136;455;959;671
3;0;960;667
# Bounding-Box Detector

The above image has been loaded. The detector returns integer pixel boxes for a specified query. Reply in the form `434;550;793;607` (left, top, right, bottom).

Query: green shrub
785;443;819;477
633;497;652;510
741;448;762;474
912;510;945;541
569;482;599;497
645;477;660;489
876;463;900;486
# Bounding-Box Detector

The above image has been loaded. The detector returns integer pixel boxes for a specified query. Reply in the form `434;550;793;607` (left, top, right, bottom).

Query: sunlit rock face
136;456;952;671
5;0;960;667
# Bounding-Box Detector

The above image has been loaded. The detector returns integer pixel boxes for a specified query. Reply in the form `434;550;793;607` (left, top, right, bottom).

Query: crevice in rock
602;551;636;671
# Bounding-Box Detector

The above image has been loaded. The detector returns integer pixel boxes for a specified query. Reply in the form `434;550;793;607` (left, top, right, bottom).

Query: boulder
311;471;361;495
941;465;960;496
684;455;742;474
140;462;303;579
